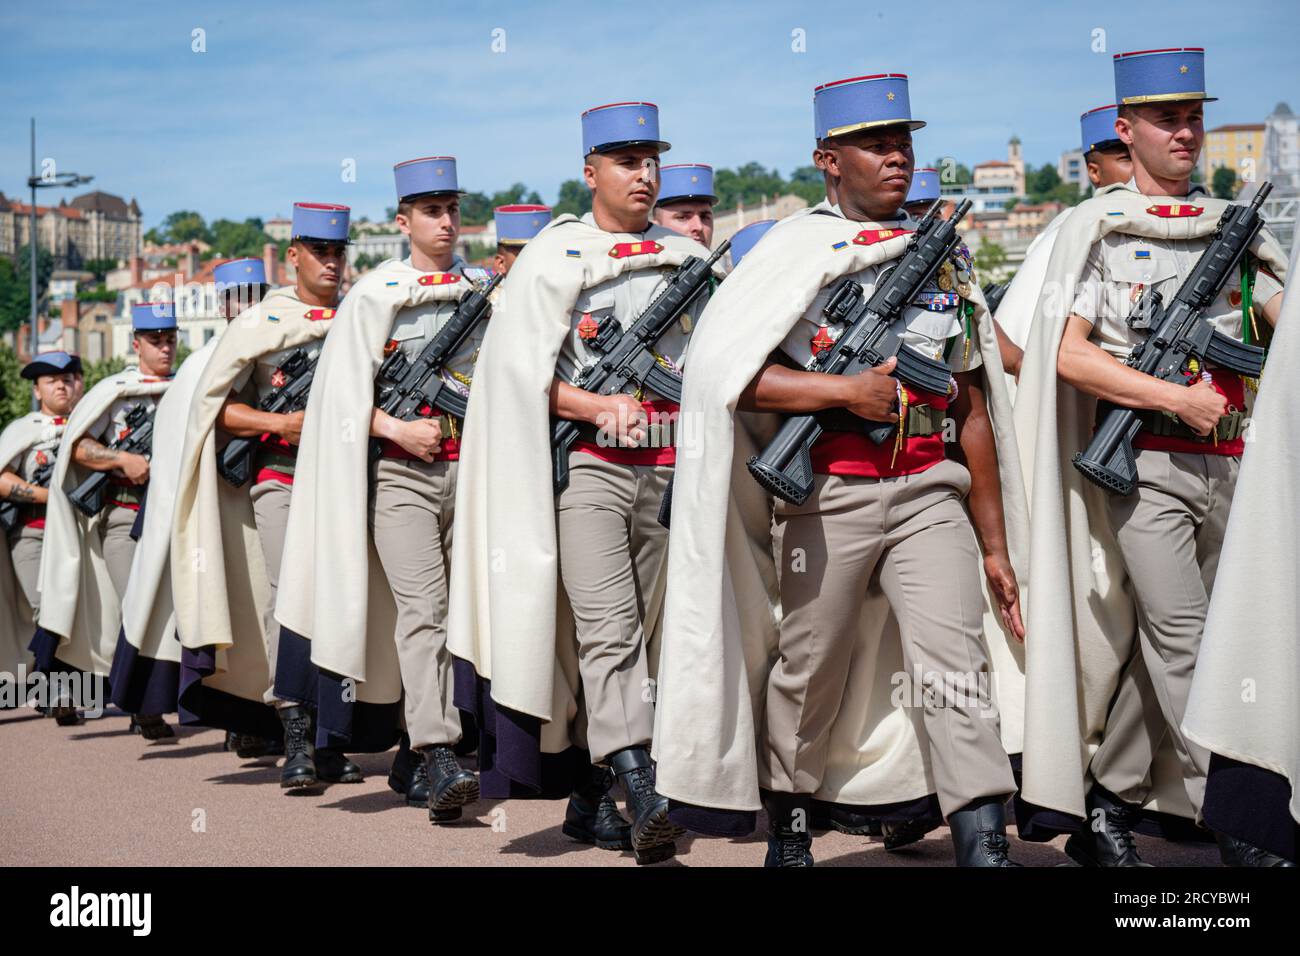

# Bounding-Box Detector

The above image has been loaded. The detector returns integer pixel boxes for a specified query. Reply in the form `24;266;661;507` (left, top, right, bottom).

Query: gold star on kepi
887;91;896;101
1179;65;1189;73
330;218;338;225
637;116;646;125
436;167;444;175
691;175;698;183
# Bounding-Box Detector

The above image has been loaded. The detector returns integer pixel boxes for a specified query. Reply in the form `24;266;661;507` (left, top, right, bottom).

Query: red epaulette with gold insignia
304;308;336;320
52;417;66;426
417;273;460;286
608;240;664;258
1145;204;1203;218
852;228;911;246
811;327;836;355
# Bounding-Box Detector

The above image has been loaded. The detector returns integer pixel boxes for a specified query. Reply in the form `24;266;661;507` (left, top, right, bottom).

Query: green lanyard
944;300;975;368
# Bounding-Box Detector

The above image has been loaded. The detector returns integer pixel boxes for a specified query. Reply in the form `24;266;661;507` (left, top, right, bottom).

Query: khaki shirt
555;213;706;401
2;415;64;481
378;257;484;403
779;209;981;378
89;391;165;446
1070;187;1284;360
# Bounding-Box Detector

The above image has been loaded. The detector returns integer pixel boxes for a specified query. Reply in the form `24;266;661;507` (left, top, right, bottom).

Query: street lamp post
25;117;92;408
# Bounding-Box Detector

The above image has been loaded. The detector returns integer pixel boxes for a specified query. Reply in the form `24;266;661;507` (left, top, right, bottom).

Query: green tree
82;258;118;282
0;246;55;333
553;179;593;217
76;286;118;303
1211;166;1238;199
974;241;1008;277
788;164;828;205
208;218;272;259
159;210;211;245
82;355;127;391
714;162;786;208
0;344;29;432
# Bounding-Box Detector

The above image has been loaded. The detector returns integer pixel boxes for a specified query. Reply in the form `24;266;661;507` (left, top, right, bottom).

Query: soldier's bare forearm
72;436;126;472
217;399;287;438
950;373;1009;559
1057;314;1184;413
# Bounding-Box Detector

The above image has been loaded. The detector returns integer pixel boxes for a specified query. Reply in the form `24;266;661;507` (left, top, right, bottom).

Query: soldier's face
1118;102;1203;182
289;240;346;302
654;200;715;246
33;372;76;416
398;196;461;260
824;127;913;217
1086;146;1133;188
585;147;660;218
493;245;520;275
133;329;177;374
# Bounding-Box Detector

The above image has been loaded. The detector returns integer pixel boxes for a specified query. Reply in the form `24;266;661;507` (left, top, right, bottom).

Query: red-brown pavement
0;706;1220;867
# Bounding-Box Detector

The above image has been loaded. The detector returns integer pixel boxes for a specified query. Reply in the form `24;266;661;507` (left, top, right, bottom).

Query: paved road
0;706;1220;867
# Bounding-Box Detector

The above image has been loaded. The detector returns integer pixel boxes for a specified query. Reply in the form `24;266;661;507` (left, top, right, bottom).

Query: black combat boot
948;798;1021;866
387;734;430;807
278;705;317;789
883;814;943;851
763;791;814;867
128;714;174;740
235;731;283;760
609;746;682;864
424;745;479;824
562;765;633;851
813;802;882;836
1064;787;1151;867
1215;832;1297;867
316;748;363;783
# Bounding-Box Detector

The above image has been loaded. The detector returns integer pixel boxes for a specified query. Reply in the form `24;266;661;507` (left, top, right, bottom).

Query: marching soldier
1016;47;1288;866
492;204;552;276
2;352;79;711
653;163;717;246
108;259;272;752
446;100;723;863
652;73;1028;867
171;203;372;789
365;155;482;820
34;307;177;727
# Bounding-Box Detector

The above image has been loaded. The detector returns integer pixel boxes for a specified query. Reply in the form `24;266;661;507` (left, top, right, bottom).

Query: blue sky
2;0;1297;228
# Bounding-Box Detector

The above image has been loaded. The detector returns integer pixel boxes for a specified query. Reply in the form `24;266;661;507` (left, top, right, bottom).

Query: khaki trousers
555;454;668;764
251;478;293;706
1091;449;1238;814
763;459;1014;817
369;458;461;749
100;504;139;598
10;525;44;612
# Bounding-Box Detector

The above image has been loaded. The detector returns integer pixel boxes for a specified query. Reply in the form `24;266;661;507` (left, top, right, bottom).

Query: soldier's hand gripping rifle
68;402;156;517
1073;183;1273;496
369;272;503;461
218;348;316;487
747;198;972;506
550;241;729;494
0;460;54;533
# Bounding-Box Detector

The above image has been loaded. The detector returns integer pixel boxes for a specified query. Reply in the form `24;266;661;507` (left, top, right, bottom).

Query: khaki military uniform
556;213;703;764
88;393;165;597
762;220;1015;817
4;417;64;612
1069;192;1284;812
368;259;483;749
231;332;328;704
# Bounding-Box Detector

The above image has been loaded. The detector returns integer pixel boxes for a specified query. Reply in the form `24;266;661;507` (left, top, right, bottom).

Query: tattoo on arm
8;484;35;503
78;438;120;464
